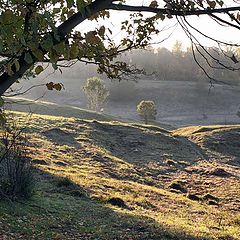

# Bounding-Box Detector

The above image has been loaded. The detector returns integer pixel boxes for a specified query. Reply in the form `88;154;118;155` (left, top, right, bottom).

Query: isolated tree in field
0;0;240;103
137;100;157;124
83;77;109;112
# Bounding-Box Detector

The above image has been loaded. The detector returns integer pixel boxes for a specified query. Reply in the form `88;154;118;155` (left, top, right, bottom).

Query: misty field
10;77;240;127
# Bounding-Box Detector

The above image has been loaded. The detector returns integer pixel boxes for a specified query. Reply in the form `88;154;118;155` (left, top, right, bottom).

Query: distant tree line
53;41;240;87
124;42;240;85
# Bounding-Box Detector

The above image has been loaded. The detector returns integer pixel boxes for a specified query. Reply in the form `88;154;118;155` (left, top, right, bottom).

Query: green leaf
53;8;60;14
32;49;44;61
98;26;106;37
207;0;216;9
54;83;63;91
6;63;14;76
67;0;74;8
49;49;59;63
2;10;13;23
24;53;33;64
41;35;54;51
35;65;44;75
14;60;20;72
149;1;158;8
157;12;165;21
46;82;54;90
76;0;85;12
53;42;65;54
218;0;224;7
69;44;79;59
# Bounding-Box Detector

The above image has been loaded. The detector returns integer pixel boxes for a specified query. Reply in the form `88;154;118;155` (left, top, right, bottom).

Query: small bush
136;100;157;124
0;113;34;200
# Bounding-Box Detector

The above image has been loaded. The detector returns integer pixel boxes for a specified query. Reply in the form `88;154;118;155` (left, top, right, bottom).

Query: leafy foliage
83;77;109;111
137;100;157;124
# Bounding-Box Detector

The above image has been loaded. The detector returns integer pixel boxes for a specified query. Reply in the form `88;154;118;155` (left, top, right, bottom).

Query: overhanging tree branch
0;0;113;96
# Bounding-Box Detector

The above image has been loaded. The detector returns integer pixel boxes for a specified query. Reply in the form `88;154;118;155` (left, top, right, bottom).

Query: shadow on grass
88;121;208;167
41;127;81;147
202;127;240;164
0;168;211;240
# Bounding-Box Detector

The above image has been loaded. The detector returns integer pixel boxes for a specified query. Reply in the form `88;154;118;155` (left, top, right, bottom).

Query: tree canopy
137;100;157;124
83;77;109;111
0;0;240;98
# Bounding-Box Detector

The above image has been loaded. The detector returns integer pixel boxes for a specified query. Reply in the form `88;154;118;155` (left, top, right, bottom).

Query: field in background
13;71;240;127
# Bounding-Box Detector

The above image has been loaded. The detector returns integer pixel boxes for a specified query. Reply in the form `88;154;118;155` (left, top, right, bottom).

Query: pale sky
77;0;240;50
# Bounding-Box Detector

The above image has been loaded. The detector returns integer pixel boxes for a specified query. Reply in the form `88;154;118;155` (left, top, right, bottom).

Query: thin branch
180;16;240;71
182;16;240;47
177;16;227;85
210;13;240;30
109;4;240;16
3;84;46;97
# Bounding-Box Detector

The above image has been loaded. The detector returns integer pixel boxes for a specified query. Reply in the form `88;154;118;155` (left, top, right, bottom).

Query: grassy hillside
0;111;239;239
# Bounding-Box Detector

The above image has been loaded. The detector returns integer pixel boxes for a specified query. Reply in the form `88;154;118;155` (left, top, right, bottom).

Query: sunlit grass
0;111;239;239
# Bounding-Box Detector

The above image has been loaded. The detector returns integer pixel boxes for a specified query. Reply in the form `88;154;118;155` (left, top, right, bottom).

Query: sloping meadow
0;111;239;239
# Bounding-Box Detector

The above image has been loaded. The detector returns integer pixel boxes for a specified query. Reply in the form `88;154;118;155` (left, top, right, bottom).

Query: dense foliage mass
83;77;109;111
137;100;157;124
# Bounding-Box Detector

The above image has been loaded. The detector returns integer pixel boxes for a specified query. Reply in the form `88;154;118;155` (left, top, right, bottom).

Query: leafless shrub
0;112;34;200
